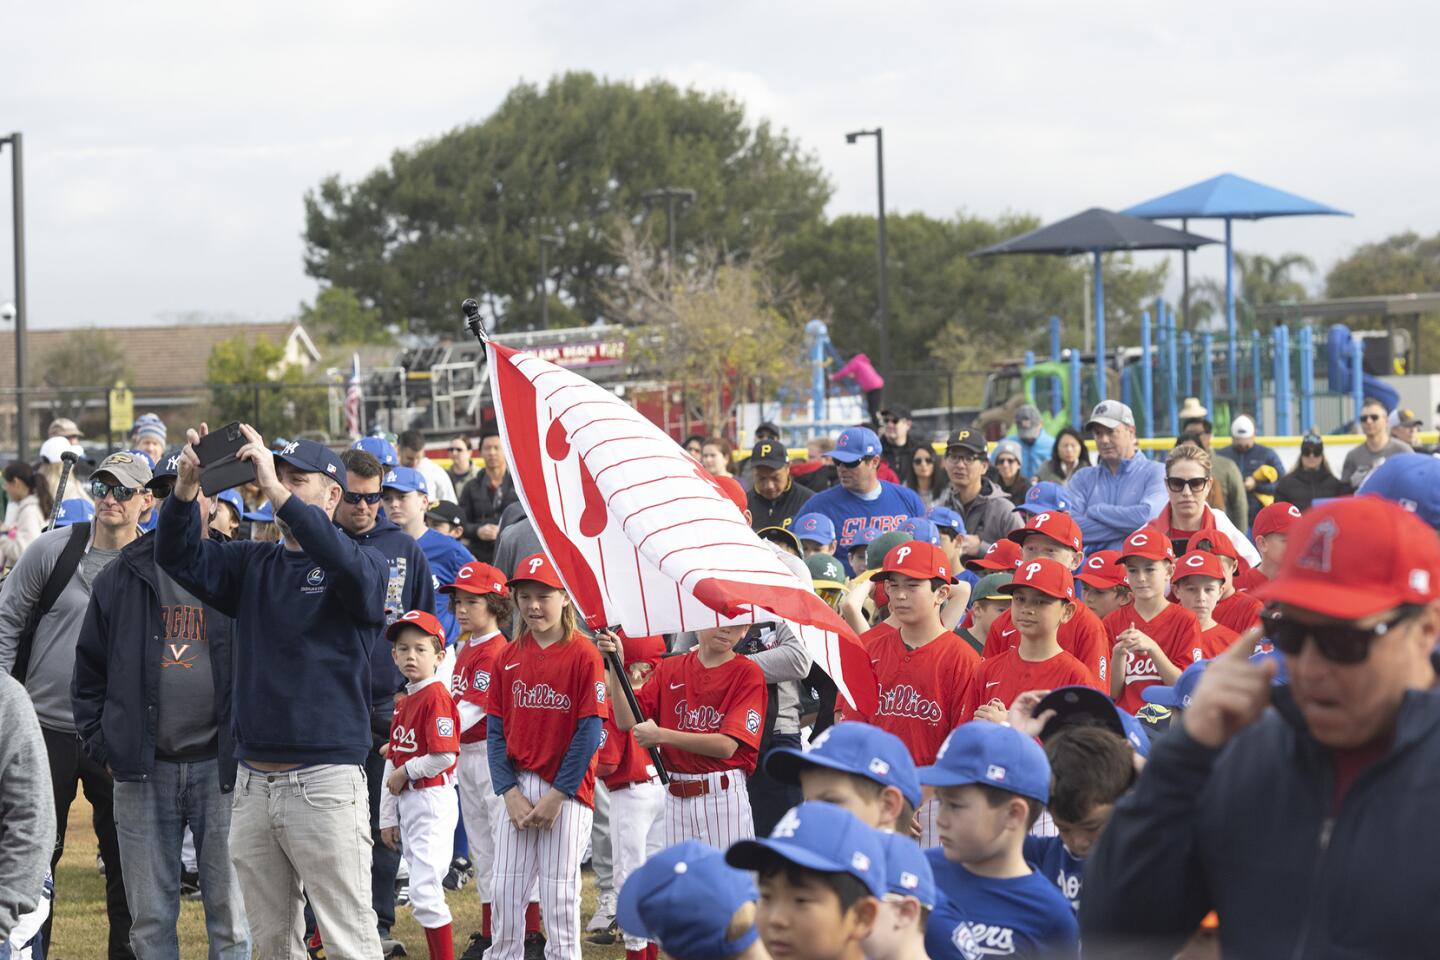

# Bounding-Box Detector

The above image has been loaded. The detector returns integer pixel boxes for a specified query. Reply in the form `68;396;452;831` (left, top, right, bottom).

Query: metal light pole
641;187;696;278
845;128;889;400
0;133;26;459
537;232;563;330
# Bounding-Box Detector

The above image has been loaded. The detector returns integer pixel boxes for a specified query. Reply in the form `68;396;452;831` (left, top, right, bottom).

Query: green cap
806;553;847;590
972;571;1015;602
866;531;915;572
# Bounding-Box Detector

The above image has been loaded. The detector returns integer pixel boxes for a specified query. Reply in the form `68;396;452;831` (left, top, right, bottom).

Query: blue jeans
112;759;249;960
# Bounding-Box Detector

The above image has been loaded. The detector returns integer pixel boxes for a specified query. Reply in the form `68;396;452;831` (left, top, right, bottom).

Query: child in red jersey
1172;552;1241;658
860;541;980;847
380;610;464;960
966;557;1101;724
487;554;608;960
1233;502;1301;591
1076;550;1132;621
1106;529;1202;712
1188;530;1264;634
440;560;511;957
600;624;767;850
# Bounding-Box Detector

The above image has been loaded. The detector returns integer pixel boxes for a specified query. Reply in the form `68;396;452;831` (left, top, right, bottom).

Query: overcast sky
1;1;1434;331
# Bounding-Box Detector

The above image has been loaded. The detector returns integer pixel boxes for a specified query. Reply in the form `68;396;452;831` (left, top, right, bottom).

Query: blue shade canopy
971;208;1217;258
1122;173;1351;221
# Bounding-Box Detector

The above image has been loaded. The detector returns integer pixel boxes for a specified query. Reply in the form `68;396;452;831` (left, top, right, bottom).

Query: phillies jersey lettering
875;684;943;724
512;681;572;710
388;677;462;790
673;700;725;731
864;624;978;765
635;651;767;774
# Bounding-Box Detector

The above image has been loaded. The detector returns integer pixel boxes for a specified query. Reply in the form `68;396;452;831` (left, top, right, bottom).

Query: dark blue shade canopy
972;207;1217;258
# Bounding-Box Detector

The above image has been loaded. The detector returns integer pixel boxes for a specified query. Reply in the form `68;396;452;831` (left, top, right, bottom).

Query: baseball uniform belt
667;773;731;798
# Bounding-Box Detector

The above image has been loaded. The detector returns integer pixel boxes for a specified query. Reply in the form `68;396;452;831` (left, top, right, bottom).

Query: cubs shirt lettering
633;651;767;774
389;677;462;790
1104;603;1203;714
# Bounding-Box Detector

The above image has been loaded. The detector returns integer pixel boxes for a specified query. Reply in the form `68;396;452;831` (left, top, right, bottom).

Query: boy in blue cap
865;831;944;960
793;513;838;557
616;841;768;960
727;802;885;960
764;721;921;835
920;723;1079;960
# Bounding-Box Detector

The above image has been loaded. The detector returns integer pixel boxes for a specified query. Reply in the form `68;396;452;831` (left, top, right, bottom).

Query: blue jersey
804;481;926;574
926;849;1079;960
419;528;474;643
1023;835;1084;915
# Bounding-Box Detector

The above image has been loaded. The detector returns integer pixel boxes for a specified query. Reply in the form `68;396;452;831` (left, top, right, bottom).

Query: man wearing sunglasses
1082;497;1440;956
0;451;151;958
1341;397;1412;491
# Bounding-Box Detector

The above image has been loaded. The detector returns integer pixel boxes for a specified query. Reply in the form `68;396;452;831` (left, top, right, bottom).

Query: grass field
50;796;628;960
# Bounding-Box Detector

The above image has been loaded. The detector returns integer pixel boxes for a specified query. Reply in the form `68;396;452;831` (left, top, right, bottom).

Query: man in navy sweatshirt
156;424;388;960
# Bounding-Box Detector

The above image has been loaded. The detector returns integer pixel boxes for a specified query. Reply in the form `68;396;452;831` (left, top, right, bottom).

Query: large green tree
1325;231;1440;371
206;336;329;437
303;72;830;335
298;286;393;347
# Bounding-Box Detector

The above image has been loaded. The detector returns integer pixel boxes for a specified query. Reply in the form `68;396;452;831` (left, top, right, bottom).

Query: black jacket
72;531;237;790
880;436;927;484
747;481;814;531
1081;672;1440;958
458;470;517;562
1274;467;1349;512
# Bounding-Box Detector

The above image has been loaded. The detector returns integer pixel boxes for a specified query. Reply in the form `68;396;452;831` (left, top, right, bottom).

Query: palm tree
1185;251;1316;331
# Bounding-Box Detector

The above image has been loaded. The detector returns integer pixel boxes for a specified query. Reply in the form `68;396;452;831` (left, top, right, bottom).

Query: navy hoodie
156;492;387;766
348;514;435;705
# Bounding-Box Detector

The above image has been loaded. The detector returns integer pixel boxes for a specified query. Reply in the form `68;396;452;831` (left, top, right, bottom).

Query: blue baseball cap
1142;660;1211;709
841;526;882;550
1018;480;1073;515
55;499;95;527
876;831;936;910
243;501;274;523
274;439;348;491
830;427;881;464
1036;686;1151;758
764;721;922;808
1251;648;1290;685
617;842;759;960
793;513;837;545
352;435;399;468
1358;453;1440;529
381;466;426;495
125;449;157;470
899;516;941;547
726;802;887;898
918;722;1051;804
926;506;967;536
215;489;246;521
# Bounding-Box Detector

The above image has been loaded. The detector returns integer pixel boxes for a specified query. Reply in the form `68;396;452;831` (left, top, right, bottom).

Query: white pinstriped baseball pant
661;770;754;850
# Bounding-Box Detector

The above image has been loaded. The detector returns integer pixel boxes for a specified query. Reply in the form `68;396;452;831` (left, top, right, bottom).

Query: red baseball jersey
1199;622;1241;659
863;623;979;765
388;678;462;790
634;652;767;775
1232;566;1270;593
488;632;609;807
598;714;657;790
1214;590;1264;635
450;632;506;744
1105;603;1203;713
983;605;1110;687
961;647;1101;718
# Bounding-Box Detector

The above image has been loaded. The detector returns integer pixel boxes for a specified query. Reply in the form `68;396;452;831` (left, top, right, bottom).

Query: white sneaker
586;891;616;932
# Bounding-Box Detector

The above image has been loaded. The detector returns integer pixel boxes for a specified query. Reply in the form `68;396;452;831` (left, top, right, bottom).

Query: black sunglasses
912;456;934;465
90;479;139;502
1165;476;1210;493
341;491;383;505
1360;413;1383;423
1264;606;1419;664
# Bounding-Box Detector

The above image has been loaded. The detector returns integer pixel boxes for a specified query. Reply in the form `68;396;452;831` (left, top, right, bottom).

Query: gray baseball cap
1087;400;1136;431
94;450;153;489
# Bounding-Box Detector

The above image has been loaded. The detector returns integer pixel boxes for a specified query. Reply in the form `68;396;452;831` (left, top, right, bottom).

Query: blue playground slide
1327;325;1399;416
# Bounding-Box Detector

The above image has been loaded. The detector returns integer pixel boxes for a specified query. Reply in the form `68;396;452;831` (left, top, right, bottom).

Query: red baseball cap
1075;550;1126;590
966;538;1022;573
874;542;955;584
999;557;1076;601
508;553;567;591
1172;551;1226;583
1253;497;1440;619
1120;527;1175;563
1253;502;1303;539
713;475;748;514
1186;529;1238;562
386;609;446;644
441;561;509;597
620;632;667;669
1009;511;1084;554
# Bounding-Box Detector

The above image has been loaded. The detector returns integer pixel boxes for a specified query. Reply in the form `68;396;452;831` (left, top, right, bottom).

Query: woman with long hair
1152;444;1259;565
1274;434;1348;511
1;461;47;566
905;445;946;506
700;436;735;479
1037;427;1091;485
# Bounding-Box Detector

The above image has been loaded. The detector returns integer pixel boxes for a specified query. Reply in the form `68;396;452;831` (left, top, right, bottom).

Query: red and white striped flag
344;352;363;439
488;341;877;715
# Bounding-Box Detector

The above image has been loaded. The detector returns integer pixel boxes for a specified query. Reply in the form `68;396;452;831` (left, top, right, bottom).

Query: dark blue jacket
1218;442;1285;523
1081;665;1440;958
347;515;435;705
156;493;388;766
71;530;238;790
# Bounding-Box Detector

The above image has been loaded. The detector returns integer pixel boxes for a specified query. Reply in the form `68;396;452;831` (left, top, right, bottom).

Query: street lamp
0;133;26;459
845;128;889;401
537;232;563;330
641;187;696;277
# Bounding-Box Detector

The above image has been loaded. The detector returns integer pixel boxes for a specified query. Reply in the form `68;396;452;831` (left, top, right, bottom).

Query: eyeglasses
148;482;173;500
1165;476;1210;493
945;452;985;464
996;457;1019;467
912;457;934;466
836;456;877;468
1264;606;1419;664
1360;414;1383;423
90;479;139;502
341;491;383;505
883;417;901;424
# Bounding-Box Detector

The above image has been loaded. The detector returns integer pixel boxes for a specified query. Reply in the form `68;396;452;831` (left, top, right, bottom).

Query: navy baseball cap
831;427;881;464
726;802;887;898
793;513;837;545
1142;660;1211;710
1358;453;1440;529
243;501;274;523
381;466;426;494
352;435;399;468
1018;480;1073;515
55;499;95;527
926;506;967;535
918;722;1051;804
899;516;941;547
765;721;922;808
1036;686;1151;758
215;489;246;520
274;439;347;491
876;831;936;909
617;841;759;960
147;447;185;490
